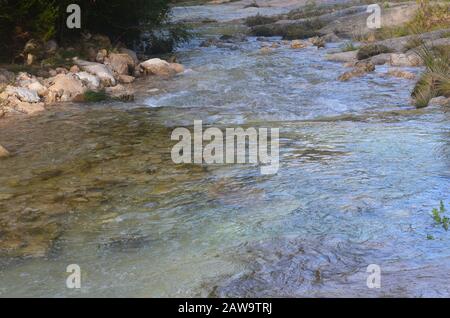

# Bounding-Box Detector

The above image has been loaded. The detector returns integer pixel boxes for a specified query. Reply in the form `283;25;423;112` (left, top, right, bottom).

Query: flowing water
0;5;449;297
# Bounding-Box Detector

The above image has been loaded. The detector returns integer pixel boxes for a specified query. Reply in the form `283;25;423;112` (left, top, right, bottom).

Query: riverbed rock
96;49;108;63
326;51;357;63
140;58;175;76
290;40;307;49
369;53;392;65
74;59;116;86
5;86;41;103
169;63;185;74
118;75;135;84
338;61;375;81
390;52;422;67
70;65;80;73
119;48;139;65
0;144;10;158
75;71;101;90
15;101;46;114
310;36;325;48
429;96;450;107
105;84;134;101
47;73;86;102
27;81;48;97
106;53;135;76
386;69;415;80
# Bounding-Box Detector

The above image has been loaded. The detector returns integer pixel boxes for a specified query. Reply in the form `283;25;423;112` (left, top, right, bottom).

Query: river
0;3;449;297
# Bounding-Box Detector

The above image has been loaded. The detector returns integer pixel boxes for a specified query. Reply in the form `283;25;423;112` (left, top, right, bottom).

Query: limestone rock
106;53;135;76
75;72;101;90
5;86;40;103
118;75;135;84
390;52;422;67
47;74;86;102
118;48;139;65
386;69;415;80
140;58;175;76
290;40;307;49
105;84;134;101
326;51;358;63
74;59;116;86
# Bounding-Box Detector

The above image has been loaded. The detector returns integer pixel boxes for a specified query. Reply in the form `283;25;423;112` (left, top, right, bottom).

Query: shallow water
0;8;449;297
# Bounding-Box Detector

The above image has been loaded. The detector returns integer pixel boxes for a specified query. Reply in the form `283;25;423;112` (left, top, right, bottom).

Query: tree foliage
0;0;186;61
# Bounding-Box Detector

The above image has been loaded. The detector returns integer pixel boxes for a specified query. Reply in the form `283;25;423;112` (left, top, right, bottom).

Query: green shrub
412;45;450;107
356;44;392;60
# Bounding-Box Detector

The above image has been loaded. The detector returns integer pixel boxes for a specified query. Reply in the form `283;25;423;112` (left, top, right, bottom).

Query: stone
75;72;101;90
386;69;415;80
338;61;375;81
47;74;86;102
105;84;134;101
15;101;45;114
74;59;116;86
326;51;358;63
70;65;80;73
290;40;307;49
5;86;40;103
106;53;135;76
369;53;392;65
55;67;68;74
390;52;422;67
118;48;139;65
96;49;108;63
429;96;450;106
44;40;58;55
0;144;10;158
118;75;135;84
169;63;185;74
140;58;175;76
27;81;48;97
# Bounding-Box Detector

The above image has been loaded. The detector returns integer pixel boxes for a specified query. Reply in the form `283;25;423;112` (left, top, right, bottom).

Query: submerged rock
290;40;307;49
0;144;10;158
386;69;415;80
105;84;134;101
338;61;375;81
